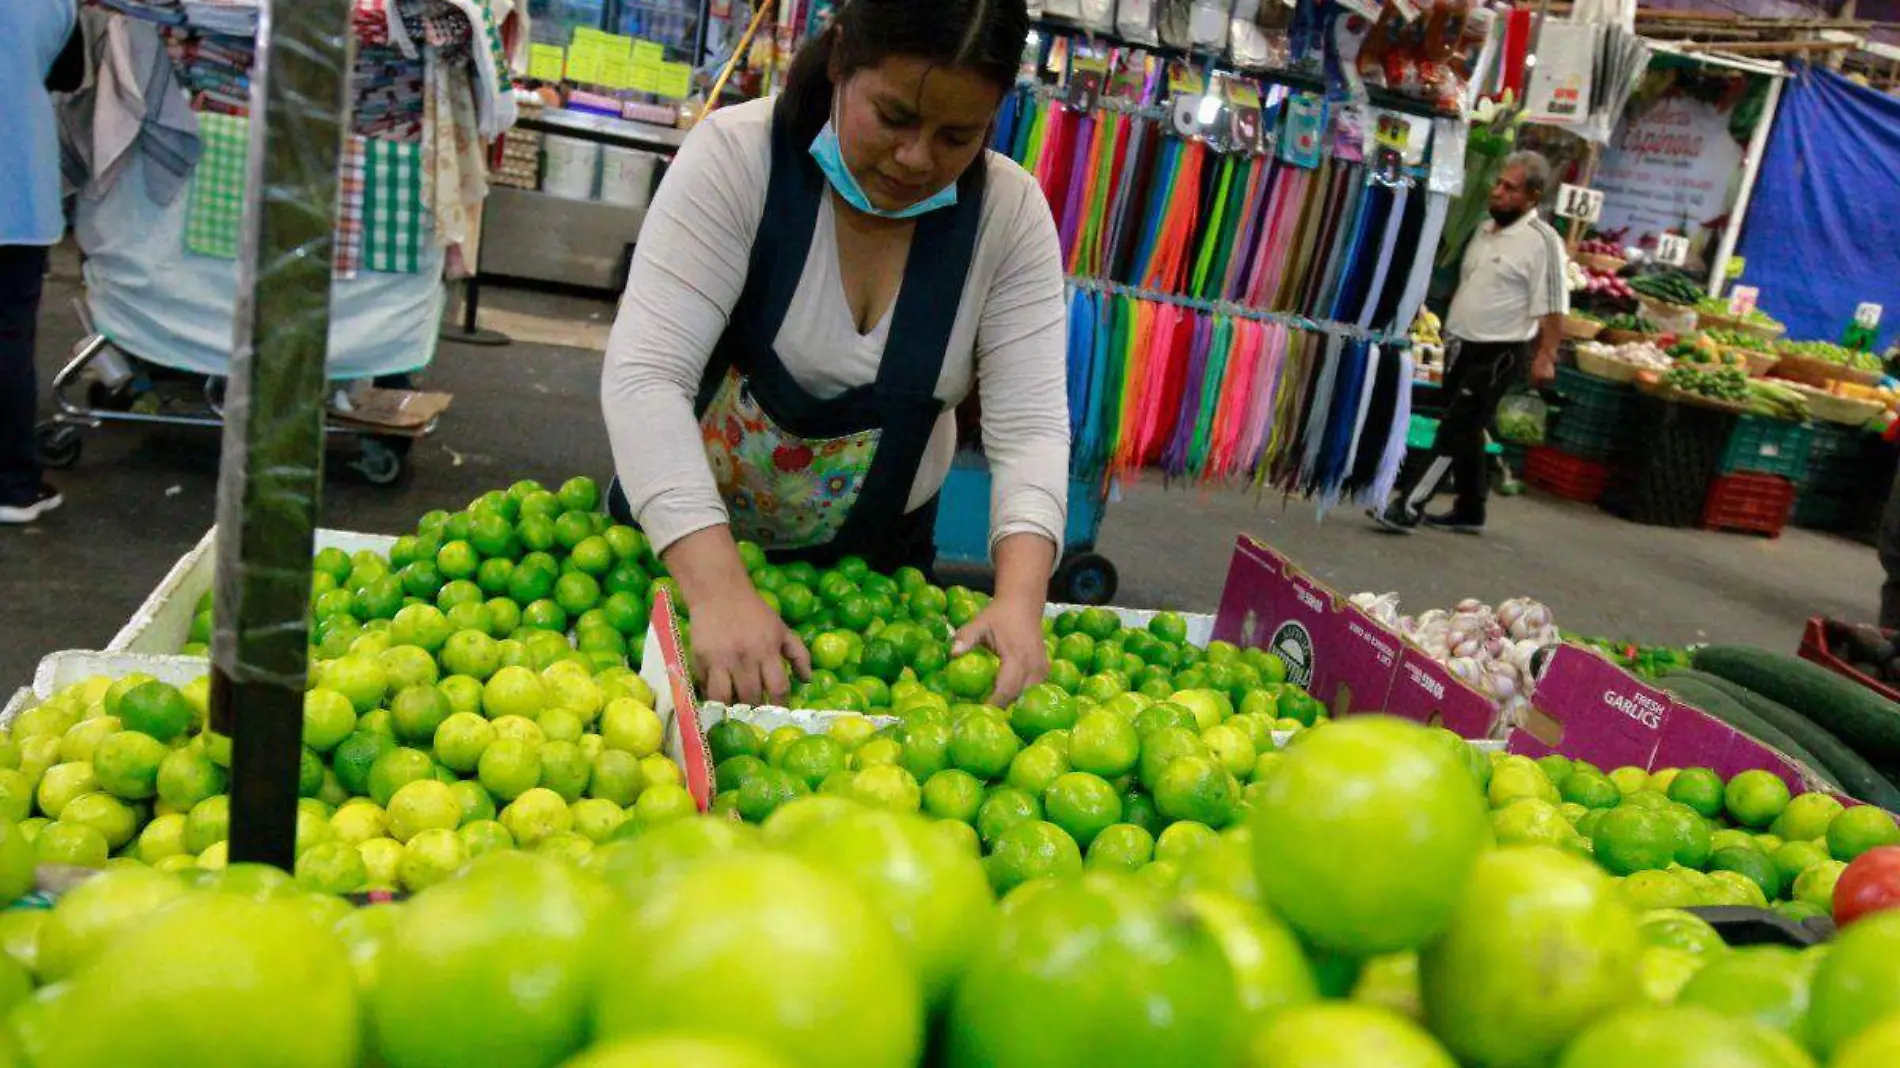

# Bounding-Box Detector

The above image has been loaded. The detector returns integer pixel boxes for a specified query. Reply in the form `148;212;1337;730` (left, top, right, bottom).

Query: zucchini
1657;674;1841;790
1671;670;1895;801
1693;645;1900;765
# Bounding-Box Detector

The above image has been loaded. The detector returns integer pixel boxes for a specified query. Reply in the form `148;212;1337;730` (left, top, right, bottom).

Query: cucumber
1670;670;1891;800
1657;674;1841;790
1693;645;1900;765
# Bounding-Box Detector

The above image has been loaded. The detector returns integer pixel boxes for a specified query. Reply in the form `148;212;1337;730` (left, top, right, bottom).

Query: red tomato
1835;844;1900;927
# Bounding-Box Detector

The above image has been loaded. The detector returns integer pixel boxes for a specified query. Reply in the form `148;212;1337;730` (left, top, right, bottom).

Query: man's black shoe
1423;510;1485;534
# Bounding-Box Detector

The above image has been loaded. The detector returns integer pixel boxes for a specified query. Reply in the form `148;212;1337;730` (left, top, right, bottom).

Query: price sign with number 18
1555;183;1603;225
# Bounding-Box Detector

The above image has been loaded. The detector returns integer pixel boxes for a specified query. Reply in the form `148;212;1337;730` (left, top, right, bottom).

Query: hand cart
35;154;449;486
935;449;1119;605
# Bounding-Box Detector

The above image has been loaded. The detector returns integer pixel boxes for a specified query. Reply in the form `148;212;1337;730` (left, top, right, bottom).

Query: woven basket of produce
1737;350;1780;377
1732;319;1786;343
1778;382;1886;426
1575;253;1627;274
1601;328;1657;347
1562;314;1604;341
1574;348;1641;383
1773;353;1882;389
1637;297;1699;336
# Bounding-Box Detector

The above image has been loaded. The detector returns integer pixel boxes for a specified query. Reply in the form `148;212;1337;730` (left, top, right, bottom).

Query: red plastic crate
1525;446;1612;503
1702;472;1797;537
1798;617;1900;703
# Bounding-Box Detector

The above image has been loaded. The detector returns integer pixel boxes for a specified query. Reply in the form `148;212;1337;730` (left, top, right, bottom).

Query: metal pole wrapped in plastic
210;0;353;870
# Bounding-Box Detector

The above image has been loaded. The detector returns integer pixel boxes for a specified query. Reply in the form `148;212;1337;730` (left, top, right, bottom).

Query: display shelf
1028;18;1463;121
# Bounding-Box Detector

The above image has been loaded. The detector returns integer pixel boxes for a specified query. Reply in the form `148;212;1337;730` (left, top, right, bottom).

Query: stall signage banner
1593;63;1756;259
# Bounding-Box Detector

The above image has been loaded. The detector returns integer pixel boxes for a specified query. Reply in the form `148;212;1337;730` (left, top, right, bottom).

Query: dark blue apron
611;104;984;574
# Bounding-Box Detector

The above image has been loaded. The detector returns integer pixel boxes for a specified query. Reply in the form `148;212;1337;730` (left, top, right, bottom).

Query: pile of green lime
1479;755;1900;922
0;718;1894;1068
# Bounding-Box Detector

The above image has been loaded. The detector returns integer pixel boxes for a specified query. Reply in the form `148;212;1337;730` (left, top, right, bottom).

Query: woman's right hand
663;526;809;706
690;587;811;705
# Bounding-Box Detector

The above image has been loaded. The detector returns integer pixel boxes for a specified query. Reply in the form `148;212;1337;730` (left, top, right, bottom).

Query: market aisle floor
1;260;1882;689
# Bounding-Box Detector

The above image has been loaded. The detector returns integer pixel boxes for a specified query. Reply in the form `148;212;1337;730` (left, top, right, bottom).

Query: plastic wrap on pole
208;0;353;869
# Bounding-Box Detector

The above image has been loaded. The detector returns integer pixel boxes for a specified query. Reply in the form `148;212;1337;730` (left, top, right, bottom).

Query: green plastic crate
1719;415;1813;483
1549;404;1634;460
1555;366;1634;415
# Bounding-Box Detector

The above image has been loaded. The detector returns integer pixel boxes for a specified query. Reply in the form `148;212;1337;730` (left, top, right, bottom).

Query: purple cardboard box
1510;643;1834;795
1385;647;1501;739
1212;536;1400;718
1509;643;1672;769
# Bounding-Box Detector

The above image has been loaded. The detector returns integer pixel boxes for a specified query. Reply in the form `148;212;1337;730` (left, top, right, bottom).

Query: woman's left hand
951;593;1049;707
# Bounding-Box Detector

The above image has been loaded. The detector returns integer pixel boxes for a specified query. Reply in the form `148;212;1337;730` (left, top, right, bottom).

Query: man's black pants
1396;337;1528;520
0;246;49;501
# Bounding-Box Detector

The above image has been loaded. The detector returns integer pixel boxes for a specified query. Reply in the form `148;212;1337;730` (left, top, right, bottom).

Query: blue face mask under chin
809;118;960;220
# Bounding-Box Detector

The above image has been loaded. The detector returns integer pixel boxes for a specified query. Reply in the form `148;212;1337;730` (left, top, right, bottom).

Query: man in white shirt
1374;150;1566;534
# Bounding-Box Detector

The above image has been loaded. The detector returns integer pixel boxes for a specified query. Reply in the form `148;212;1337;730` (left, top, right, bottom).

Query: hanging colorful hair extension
1065;287;1097;442
1160;311;1215;477
1141;138;1206;294
1055;110;1099;264
1184;315;1233;480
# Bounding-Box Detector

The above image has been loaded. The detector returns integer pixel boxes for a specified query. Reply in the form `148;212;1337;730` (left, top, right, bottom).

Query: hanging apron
610;107;985;573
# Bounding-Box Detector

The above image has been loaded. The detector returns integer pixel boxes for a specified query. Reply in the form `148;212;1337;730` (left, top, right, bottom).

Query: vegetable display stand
1601;396;1738;528
1525;446;1612;503
1548;368;1635;461
1701;473;1798;538
1798;618;1900;704
1718;416;1813;483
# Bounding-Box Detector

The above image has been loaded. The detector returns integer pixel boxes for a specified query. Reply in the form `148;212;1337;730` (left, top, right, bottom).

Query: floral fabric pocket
698;369;881;551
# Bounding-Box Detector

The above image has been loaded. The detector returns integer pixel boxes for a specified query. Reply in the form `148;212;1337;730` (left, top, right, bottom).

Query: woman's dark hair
777;0;1029;146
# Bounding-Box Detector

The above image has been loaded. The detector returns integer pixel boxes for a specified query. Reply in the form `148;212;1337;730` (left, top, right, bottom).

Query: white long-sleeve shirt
601;98;1071;557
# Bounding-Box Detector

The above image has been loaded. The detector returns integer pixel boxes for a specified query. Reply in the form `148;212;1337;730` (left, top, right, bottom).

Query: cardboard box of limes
107;527;398;656
1;651;207;728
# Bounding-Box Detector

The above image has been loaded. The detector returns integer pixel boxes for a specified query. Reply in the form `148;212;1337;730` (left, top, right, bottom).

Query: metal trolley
36;150;451;486
934;450;1119;605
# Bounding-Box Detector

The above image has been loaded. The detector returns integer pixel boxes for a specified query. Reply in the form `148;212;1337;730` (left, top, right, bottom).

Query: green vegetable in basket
1629;271;1704;306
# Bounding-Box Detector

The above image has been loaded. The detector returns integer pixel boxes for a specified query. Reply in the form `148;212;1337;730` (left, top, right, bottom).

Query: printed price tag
1655;233;1690;267
1555;184;1603;225
528;44;565;82
1727;285;1760;318
1726;255;1746;280
633;39;665;66
1857;302;1884;329
654;62;693;100
604;54;638;89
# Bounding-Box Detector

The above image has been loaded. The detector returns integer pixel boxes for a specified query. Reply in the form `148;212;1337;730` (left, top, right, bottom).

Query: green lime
922;769;985;824
1666;768;1726;821
1590;806;1677;876
949;714;1021;782
1708;846;1782;901
982;819;1082;895
1724;770;1792;830
976;787;1042;847
1828;805;1900;862
1770;793;1844;843
1043;772;1121;848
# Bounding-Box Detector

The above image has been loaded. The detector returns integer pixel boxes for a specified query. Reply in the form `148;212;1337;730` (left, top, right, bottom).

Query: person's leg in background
1879;464;1900;629
1431;340;1527;531
0;245;59;524
1376;339;1512;531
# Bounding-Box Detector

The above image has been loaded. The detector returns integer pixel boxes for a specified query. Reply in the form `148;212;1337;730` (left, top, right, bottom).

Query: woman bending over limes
601;0;1070;709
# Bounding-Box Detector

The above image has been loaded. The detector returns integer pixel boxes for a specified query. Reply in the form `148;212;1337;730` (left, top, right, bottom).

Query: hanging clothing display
61;0;516;379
